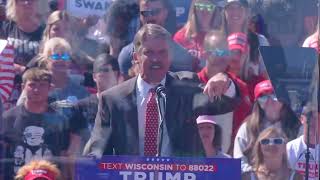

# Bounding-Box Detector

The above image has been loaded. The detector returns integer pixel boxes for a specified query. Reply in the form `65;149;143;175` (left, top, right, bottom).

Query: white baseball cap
226;0;249;7
196;115;217;125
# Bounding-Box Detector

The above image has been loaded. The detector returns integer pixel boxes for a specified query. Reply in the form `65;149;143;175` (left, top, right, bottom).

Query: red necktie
144;88;159;156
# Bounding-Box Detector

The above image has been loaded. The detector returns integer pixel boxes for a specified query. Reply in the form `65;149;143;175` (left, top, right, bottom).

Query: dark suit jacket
83;72;239;157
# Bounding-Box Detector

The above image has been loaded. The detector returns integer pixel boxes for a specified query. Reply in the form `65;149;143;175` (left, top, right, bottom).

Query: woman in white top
234;80;300;173
242;127;302;180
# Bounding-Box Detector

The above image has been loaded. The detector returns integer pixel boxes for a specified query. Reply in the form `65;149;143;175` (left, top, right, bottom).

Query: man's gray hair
133;24;172;53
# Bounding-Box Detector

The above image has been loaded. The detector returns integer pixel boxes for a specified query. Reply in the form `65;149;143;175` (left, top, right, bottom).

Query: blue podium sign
75;156;241;180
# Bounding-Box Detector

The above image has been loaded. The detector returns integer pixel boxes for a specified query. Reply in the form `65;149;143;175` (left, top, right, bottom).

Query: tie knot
149;88;156;94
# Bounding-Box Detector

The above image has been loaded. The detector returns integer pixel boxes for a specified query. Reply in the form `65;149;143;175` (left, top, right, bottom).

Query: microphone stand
304;112;311;180
155;94;166;157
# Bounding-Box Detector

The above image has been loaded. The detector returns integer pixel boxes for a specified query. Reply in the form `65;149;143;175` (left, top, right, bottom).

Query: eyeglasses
194;2;215;12
257;94;278;105
140;8;162;17
50;53;71;61
260;138;285;145
206;49;231;57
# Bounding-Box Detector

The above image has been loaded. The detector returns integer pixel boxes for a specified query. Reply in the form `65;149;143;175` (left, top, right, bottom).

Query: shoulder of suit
167;72;203;94
100;77;136;98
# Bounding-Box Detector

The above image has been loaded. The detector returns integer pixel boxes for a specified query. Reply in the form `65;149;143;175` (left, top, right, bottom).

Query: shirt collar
137;74;166;97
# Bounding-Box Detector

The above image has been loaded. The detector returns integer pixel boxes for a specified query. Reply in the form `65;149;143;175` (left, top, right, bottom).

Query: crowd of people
0;0;319;179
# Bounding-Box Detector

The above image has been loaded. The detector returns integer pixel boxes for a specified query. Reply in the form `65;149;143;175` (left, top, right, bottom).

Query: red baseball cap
254;80;274;100
227;32;248;54
24;169;56;180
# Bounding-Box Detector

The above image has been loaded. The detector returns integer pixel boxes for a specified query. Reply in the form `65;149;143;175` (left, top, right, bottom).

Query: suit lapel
122;77;139;153
164;74;180;144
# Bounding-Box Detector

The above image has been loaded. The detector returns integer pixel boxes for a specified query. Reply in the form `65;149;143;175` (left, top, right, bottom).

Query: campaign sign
172;0;191;26
75;156;241;180
66;0;113;17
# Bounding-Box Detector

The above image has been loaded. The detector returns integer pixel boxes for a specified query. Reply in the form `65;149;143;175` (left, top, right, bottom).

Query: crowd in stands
0;0;319;179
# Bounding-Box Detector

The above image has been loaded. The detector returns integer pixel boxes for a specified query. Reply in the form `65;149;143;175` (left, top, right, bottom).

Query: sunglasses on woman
257;94;278;105
206;48;231;57
260;138;285;145
194;3;215;12
140;8;162;17
50;53;71;61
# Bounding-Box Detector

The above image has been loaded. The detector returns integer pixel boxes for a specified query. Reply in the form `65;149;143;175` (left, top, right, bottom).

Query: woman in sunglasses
173;0;222;71
17;37;89;106
234;80;300;173
221;0;269;77
39;37;89;101
242;127;302;180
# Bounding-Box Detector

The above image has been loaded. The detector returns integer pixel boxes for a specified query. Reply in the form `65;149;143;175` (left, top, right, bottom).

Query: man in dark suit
83;24;238;157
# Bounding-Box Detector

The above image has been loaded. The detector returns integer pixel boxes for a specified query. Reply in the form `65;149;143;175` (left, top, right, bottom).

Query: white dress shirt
136;75;172;156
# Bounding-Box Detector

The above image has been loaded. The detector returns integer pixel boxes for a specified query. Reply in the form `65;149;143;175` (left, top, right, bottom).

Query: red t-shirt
174;26;206;71
197;68;253;143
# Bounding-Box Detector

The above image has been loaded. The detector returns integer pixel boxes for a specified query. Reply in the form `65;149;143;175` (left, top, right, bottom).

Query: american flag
0;44;15;103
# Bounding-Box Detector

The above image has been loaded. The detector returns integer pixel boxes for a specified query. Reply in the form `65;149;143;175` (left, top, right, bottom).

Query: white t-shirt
234;120;282;173
302;33;318;49
287;135;320;180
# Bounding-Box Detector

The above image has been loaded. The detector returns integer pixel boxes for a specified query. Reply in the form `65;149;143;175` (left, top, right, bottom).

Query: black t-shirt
0;105;81;178
0;20;44;65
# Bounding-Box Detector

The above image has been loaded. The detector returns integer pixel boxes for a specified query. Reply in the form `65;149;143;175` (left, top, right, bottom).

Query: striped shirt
0;44;14;103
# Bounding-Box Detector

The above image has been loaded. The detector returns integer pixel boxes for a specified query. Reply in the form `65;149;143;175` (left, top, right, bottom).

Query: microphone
156;84;166;99
155;84;166;157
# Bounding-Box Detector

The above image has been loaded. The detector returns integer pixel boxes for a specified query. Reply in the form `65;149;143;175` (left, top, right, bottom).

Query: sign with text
75;156;241;180
66;0;113;17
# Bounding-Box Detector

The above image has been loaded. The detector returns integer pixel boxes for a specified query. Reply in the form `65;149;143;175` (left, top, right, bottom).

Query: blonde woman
242;127;302;180
42;10;73;44
17;37;89;106
41;10;95;66
1;0;48;71
221;0;269;77
173;0;222;71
